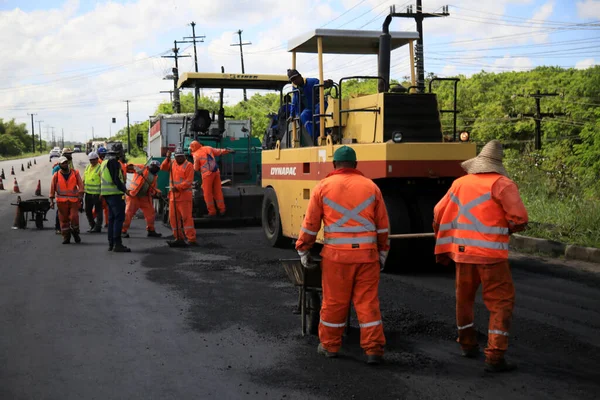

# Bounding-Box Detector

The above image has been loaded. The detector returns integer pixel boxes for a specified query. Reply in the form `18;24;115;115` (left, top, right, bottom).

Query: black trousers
84;193;103;229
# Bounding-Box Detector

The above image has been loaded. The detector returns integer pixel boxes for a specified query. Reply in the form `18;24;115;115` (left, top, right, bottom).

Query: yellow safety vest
100;162;124;196
84;163;101;195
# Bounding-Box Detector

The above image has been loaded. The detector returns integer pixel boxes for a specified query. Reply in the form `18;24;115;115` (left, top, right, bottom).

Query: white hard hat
149;160;160;167
283;83;294;97
88;151;99;160
57;156;68;164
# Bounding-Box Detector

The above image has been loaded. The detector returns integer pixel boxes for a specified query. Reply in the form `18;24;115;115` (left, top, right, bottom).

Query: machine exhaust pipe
378;14;392;93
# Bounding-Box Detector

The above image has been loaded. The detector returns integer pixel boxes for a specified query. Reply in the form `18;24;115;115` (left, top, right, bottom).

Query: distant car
49;148;61;162
73;146;82;153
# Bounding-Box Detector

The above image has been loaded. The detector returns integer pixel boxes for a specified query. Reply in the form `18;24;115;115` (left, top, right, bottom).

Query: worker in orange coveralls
121;160;162;238
295;145;390;365
49;156;85;244
433;139;528;373
160;147;196;247
188;140;235;217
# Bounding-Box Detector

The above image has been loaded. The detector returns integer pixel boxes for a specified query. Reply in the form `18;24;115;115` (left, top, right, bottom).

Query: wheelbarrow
281;257;352;337
11;196;51;229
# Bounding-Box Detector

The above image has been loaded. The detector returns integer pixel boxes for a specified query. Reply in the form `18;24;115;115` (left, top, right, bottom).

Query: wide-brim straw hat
461;139;508;176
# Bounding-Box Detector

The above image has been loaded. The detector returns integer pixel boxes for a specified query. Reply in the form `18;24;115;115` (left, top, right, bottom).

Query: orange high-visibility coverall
160;157;195;242
189;141;232;216
296;168;390;356
433;173;528;364
122;164;159;233
50;168;84;239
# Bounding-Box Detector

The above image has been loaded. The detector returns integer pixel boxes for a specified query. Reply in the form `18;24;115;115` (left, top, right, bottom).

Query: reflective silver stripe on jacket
439;193;509;235
323;236;377;245
301;226;318;236
457;323;474;330
436;236;509;250
489;329;509;336
320;319;347;328
323;195;376;233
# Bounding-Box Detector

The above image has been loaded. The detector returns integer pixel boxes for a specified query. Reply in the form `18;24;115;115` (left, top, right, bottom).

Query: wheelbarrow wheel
307;291;321;336
35;212;44;229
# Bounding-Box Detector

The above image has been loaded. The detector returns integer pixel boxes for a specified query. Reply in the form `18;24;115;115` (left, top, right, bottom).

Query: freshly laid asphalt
0;153;599;400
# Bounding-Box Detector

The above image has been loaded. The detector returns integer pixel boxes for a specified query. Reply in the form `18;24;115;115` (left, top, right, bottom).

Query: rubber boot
167;239;188;248
62;232;71;244
317;344;338;358
484;359;517;373
462;347;480;359
113;243;131;253
366;354;383;365
147;230;162;238
72;229;81;244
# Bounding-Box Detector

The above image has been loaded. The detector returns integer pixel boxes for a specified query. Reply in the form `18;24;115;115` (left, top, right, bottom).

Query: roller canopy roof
287;29;420;54
177;72;289;90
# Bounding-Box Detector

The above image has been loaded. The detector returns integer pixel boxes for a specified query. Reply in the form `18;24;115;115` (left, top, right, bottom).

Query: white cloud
577;0;600;19
491;55;534;72
575;58;596;69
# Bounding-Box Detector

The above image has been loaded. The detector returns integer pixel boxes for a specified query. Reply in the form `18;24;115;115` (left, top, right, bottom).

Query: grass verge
0;151;45;161
520;192;600;248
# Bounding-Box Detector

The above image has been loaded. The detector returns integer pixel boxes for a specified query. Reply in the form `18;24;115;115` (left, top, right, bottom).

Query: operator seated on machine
287;68;333;146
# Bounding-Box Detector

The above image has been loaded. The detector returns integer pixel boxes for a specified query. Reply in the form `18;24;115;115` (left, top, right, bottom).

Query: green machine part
182;135;263;185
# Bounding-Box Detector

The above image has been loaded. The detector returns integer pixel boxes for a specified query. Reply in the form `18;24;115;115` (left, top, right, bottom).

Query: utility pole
51;126;55;147
92;127;94;140
61;129;65;148
37;120;44;151
162;40;191;113
231;30;252;101
515;90;565;150
124;100;131;154
27;113;37;153
160;90;174;103
390;1;449;92
181;22;206;111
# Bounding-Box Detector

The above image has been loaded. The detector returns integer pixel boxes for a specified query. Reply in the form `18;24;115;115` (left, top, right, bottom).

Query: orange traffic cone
0;177;4;190
35;180;41;196
13;178;20;193
11;166;15;175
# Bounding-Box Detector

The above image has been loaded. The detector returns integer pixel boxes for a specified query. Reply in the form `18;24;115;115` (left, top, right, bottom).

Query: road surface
0;153;598;399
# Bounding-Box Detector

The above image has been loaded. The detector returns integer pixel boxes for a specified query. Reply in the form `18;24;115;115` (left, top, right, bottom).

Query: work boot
62;232;71;245
93;226;102;233
461;347;480;359
147;230;162;238
484;359;517;373
187;240;198;246
317;344;338;358
72;230;81;244
366;354;383;365
113;244;131;253
108;243;114;251
167;239;188;248
122;232;130;238
87;224;96;233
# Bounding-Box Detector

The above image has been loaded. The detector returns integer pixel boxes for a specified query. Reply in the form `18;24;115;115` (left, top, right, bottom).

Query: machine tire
307;291;321;336
35;213;44;229
382;194;411;273
262;187;286;247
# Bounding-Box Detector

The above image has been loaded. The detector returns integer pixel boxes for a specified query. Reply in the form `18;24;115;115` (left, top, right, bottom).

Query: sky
0;0;599;144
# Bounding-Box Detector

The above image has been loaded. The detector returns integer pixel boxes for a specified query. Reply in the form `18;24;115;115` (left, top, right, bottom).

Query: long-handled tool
166;158;186;247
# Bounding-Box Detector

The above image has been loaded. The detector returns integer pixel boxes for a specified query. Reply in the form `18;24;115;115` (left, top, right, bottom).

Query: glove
379;251;388;267
298;250;318;269
323;79;334;89
49;198;55;209
79;199;84;213
227;148;236;154
166;151;172;159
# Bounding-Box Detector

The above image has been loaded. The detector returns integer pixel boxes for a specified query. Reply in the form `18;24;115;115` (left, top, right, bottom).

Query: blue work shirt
291;77;320;117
